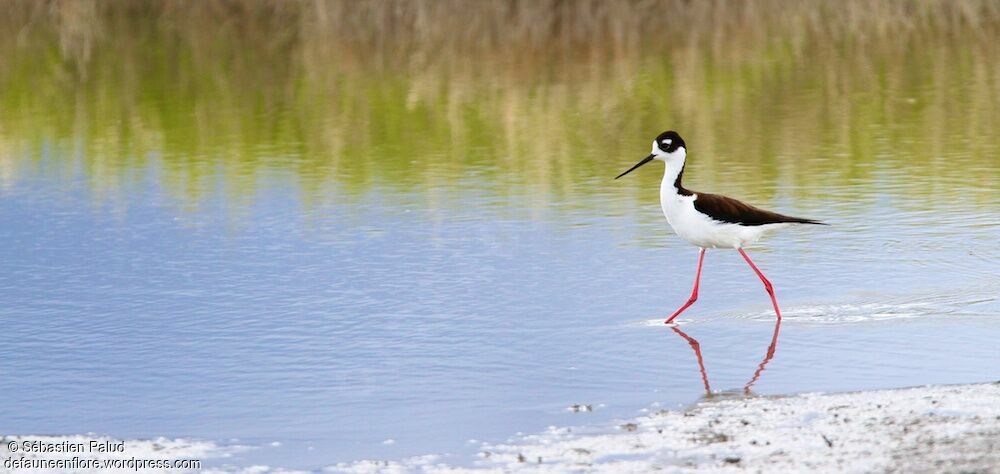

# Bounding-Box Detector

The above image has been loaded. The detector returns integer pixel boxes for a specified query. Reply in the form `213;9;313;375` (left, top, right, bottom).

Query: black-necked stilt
616;131;825;324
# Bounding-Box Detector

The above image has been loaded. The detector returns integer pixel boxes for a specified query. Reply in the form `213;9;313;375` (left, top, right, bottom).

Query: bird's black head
655;131;685;154
615;130;688;180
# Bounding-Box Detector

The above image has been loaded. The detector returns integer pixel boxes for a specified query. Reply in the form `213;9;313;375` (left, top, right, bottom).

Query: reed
4;1;999;70
0;1;997;213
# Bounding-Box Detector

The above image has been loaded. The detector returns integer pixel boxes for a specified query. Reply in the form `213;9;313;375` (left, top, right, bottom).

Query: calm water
1;9;999;470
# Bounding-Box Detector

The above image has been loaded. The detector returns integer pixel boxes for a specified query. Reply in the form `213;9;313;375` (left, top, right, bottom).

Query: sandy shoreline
339;381;1000;473
4;382;998;473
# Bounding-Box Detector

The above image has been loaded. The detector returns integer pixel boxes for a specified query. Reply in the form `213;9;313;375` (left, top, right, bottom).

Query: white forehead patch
663;139;672;145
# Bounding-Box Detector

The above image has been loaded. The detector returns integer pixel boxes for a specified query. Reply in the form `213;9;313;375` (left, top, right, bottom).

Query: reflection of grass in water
0;1;997;213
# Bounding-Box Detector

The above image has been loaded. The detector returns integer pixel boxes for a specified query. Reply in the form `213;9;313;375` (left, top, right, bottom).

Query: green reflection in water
0;2;997;217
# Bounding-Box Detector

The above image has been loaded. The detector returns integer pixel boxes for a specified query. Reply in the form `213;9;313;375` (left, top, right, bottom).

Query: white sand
6;382;999;473
336;382;1000;473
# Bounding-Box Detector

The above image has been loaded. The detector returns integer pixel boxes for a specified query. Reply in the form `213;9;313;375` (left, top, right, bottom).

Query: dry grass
0;1;996;210
3;0;999;71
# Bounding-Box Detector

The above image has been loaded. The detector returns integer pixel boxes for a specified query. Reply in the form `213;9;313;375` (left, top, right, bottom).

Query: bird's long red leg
737;248;782;320
665;248;706;324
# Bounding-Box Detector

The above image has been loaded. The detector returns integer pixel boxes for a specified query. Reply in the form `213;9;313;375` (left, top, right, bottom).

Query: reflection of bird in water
670;318;782;397
616;131;825;324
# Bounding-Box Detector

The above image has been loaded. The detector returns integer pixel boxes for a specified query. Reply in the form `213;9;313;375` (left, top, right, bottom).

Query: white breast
658;161;785;249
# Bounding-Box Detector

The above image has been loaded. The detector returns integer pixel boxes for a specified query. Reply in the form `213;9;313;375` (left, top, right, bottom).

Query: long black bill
615;154;655;179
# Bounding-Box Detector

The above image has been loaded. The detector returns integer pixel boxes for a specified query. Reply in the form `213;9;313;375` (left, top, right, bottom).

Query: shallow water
1;8;999;470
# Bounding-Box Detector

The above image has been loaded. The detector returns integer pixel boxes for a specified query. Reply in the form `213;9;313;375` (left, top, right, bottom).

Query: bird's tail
787;216;828;225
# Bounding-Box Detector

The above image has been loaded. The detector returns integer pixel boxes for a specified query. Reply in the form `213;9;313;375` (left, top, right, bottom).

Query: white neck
660;153;687;196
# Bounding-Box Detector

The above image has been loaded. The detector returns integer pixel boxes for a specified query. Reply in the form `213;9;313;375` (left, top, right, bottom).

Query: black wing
693;192;826;226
